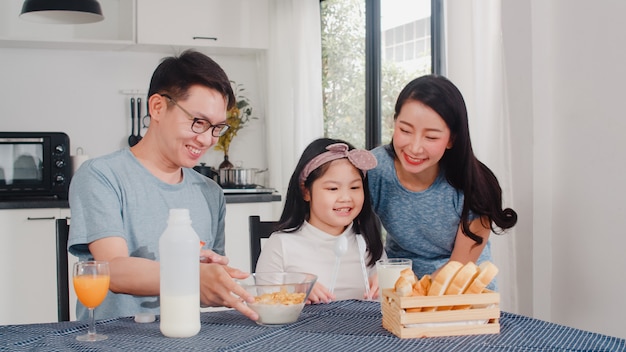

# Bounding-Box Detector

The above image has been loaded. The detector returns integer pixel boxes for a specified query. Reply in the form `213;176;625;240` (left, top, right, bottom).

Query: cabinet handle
193;36;218;41
27;216;56;220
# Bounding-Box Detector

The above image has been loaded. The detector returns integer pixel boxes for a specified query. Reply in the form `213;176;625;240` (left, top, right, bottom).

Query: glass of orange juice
73;261;110;341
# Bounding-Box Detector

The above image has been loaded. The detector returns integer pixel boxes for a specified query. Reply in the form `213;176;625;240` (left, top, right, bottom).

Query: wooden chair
55;218;70;322
248;215;278;272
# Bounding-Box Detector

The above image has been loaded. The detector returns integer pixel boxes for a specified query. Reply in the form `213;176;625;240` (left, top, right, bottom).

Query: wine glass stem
88;308;96;336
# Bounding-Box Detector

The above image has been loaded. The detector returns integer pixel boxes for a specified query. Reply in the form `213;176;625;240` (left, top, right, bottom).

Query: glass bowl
237;272;317;325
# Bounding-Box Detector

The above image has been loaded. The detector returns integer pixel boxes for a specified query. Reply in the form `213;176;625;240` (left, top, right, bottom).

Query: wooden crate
381;288;500;338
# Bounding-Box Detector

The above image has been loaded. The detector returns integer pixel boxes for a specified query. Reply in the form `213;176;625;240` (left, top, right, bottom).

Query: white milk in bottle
159;208;201;337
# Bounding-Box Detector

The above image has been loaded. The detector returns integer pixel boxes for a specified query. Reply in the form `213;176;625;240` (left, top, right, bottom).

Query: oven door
0;132;70;199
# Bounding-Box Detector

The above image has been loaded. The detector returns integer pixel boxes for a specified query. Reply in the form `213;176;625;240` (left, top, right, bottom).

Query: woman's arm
433;216;491;277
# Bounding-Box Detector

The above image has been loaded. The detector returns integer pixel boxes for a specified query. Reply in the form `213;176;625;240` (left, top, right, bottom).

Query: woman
368;75;517;288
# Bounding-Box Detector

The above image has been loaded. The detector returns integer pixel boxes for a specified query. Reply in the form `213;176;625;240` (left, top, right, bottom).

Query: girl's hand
306;282;334;304
367;279;380;300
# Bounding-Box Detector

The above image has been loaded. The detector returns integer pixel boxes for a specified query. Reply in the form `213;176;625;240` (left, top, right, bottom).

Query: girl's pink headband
299;143;378;183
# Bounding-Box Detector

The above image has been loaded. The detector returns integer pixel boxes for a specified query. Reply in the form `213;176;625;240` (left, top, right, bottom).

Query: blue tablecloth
1;300;624;351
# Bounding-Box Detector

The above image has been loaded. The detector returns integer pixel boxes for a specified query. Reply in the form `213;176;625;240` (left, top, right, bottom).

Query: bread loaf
413;274;431;296
438;262;479;310
394;268;418;297
405;275;432;312
392;261;498;312
452;261;499;310
427;261;464;296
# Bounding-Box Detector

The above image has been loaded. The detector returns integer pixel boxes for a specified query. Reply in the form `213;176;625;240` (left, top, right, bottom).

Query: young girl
368;75;517;289
255;138;385;303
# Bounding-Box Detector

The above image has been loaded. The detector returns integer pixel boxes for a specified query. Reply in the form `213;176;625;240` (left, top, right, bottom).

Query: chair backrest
55;218;70;322
248;215;279;272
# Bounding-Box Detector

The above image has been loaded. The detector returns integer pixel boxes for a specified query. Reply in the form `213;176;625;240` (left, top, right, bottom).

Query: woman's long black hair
277;138;384;266
389;75;517;244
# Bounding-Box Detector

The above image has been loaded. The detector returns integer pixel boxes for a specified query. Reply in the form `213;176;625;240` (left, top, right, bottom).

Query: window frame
363;0;443;149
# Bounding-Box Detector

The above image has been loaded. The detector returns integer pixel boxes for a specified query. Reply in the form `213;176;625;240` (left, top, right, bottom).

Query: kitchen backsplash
0;47;268;173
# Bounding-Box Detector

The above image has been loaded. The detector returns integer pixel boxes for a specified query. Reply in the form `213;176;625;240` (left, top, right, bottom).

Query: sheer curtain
265;0;324;196
445;0;519;313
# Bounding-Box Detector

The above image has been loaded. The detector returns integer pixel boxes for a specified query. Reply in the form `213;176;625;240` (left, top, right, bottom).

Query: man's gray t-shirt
68;148;226;320
368;146;494;289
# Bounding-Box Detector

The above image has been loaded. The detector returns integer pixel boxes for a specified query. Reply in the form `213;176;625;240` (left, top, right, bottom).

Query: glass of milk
376;258;412;299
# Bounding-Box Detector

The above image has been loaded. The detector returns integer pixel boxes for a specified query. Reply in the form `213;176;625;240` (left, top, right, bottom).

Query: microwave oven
0;132;71;200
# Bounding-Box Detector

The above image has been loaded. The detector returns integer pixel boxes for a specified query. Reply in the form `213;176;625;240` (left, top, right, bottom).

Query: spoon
329;234;348;294
356;234;371;300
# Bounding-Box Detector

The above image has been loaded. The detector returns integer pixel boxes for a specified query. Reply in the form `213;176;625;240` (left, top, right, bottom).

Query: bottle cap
134;313;156;323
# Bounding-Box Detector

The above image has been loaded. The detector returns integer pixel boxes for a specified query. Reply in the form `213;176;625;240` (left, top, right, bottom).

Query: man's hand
199;264;258;321
199;249;229;265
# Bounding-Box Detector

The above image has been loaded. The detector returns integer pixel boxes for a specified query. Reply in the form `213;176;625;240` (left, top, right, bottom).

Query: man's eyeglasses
161;94;230;137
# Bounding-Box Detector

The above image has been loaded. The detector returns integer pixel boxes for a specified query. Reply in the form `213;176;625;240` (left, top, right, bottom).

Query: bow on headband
299;143;378;183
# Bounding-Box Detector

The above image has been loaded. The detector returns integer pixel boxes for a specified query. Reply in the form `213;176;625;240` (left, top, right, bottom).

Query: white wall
0;47;268;174
504;0;626;339
501;0;535;319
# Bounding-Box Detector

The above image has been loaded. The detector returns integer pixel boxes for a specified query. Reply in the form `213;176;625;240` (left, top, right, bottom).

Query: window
321;0;441;149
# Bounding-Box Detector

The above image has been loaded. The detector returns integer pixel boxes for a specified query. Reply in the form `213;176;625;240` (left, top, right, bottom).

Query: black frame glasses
161;94;230;137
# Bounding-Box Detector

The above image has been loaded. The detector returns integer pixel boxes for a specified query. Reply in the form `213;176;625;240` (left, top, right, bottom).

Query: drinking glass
73;261;110;341
376;258;412;299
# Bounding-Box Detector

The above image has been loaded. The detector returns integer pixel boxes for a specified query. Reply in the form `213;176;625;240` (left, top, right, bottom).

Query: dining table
1;300;624;351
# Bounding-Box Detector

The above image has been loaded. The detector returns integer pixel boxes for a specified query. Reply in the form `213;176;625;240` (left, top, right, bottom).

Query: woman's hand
306;282;334;304
199;263;258;321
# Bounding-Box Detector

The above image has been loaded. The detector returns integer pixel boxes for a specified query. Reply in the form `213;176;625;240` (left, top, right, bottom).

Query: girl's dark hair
147;49;235;110
389;74;517;244
277;138;384;266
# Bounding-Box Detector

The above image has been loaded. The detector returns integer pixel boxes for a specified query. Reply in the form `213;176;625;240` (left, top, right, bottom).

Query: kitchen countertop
0;192;281;210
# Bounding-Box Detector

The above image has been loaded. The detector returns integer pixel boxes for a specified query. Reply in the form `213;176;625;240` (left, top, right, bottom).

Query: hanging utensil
356;234;371;300
329;234;348;294
135;97;143;143
128;97;138;146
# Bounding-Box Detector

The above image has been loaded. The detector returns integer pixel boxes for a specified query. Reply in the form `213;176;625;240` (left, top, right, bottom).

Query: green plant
214;82;255;155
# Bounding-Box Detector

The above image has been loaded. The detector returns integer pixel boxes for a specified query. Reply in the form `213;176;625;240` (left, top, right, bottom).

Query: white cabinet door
224;202;278;273
0;0;134;50
137;0;268;50
0;208;65;325
59;209;79;321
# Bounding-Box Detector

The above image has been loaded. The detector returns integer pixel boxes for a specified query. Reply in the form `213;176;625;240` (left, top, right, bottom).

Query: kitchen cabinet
0;208;73;325
1;0;268;52
0;196;280;324
137;0;268;52
0;0;134;50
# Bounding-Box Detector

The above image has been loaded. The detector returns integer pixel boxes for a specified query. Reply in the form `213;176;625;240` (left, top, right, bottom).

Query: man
68;50;258;321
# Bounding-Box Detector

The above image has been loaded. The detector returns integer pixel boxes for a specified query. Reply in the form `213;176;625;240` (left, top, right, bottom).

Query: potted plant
214;82;255;169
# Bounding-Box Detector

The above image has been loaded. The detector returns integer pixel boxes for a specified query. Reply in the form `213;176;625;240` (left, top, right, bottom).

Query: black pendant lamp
20;0;104;24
